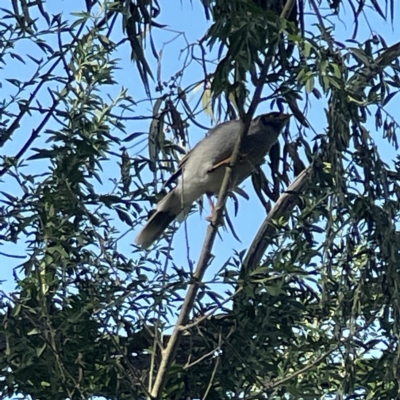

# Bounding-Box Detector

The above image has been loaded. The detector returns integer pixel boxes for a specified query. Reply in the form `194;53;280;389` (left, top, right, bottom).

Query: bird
135;112;291;249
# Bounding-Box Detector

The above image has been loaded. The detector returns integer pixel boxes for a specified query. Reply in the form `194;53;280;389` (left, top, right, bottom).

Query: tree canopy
1;0;400;399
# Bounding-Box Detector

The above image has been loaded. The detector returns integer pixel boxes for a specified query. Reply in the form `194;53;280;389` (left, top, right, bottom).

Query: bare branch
241;166;313;277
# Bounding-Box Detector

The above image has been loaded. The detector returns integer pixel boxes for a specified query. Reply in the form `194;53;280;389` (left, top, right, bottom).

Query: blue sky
1;0;399;305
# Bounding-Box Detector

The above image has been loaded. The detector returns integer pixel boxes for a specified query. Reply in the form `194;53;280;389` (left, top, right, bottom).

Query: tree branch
241;166;312;278
150;31;280;400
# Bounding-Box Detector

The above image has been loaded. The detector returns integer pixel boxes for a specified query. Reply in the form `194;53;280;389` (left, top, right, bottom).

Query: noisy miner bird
135;112;291;249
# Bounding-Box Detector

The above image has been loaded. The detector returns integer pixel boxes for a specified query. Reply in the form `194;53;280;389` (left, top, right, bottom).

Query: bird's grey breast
179;120;241;192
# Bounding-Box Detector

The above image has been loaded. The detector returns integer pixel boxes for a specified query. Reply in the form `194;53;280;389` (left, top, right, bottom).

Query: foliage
1;0;400;399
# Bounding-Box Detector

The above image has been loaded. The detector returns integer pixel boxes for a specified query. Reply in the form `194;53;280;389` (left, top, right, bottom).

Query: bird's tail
135;190;181;249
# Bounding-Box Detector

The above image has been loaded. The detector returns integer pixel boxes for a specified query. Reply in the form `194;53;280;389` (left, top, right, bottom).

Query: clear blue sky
1;1;399;302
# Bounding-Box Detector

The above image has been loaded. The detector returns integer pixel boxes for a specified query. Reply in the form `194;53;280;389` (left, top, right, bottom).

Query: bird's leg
208;157;231;173
208;153;247;173
205;193;215;221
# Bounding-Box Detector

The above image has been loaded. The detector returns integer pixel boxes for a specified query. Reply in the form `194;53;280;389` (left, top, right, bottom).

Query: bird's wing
163;152;190;187
163;119;244;187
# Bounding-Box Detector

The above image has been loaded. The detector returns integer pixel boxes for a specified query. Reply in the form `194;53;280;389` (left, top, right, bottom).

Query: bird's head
249;112;291;140
257;112;291;131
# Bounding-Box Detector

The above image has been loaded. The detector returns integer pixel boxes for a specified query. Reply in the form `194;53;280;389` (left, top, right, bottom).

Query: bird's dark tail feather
135;190;181;249
135;211;176;249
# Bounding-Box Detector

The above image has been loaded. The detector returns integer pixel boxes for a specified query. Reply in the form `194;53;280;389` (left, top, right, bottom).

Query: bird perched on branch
135;112;291;249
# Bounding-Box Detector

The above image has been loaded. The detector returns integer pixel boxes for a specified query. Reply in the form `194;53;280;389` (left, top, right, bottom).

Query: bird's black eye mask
259;112;290;129
259;112;280;126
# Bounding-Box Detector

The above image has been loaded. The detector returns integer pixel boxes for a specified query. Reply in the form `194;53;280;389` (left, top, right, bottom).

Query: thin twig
202;335;222;400
309;0;335;51
184;344;219;369
281;0;295;19
179;287;242;331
